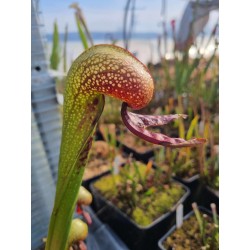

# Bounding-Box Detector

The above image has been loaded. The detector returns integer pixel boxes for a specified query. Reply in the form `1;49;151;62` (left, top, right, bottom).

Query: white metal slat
31;0;62;248
31;110;56;250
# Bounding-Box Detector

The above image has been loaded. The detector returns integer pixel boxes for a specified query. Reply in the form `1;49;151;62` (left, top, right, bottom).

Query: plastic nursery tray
158;206;212;250
202;185;219;213
90;179;190;250
206;185;219;198
172;174;201;210
171;175;219;215
85;206;130;250
172;174;200;186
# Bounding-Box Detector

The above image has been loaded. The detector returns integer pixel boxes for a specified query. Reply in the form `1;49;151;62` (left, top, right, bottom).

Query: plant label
176;203;183;228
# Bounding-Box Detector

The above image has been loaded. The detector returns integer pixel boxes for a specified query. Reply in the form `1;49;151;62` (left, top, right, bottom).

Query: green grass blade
75;14;89;50
186;115;199;140
63;24;68;73
50;21;60;70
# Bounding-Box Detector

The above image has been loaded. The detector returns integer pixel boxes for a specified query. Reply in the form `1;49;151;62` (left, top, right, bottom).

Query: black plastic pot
172;174;200;187
158;206;212;250
94;129;105;141
201;185;219;213
85;206;130;250
119;142;154;164
172;174;202;214
206;185;219;198
172;175;219;215
90;179;190;250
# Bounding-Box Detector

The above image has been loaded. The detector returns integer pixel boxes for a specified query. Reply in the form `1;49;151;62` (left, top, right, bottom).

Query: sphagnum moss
94;162;184;227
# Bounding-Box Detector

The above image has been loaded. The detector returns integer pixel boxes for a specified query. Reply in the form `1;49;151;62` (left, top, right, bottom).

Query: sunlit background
38;0;218;67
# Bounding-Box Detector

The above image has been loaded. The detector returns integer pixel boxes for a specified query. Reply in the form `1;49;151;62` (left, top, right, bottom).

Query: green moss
93;161;186;227
140;196;151;206
167;184;185;200
132;207;152;226
94;174;120;198
152;193;175;214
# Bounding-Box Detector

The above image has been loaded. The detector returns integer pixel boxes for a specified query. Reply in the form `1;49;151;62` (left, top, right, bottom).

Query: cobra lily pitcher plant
45;44;205;250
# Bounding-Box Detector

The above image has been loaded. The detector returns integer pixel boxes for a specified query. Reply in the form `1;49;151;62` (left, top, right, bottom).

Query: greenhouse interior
31;0;219;249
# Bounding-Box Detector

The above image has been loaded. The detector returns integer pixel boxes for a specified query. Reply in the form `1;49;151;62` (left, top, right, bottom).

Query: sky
39;0;218;35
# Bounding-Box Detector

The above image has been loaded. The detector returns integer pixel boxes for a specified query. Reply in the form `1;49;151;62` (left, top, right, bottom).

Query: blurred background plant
49;21;60;70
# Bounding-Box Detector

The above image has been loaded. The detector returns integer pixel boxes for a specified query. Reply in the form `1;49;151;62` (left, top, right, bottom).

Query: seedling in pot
45;44;205;250
162;202;219;250
192;202;219;249
93;158;187;227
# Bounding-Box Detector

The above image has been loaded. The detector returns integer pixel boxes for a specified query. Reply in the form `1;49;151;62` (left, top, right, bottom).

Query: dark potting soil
163;214;218;250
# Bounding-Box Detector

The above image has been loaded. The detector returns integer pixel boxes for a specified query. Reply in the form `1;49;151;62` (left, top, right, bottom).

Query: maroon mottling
78;118;86;130
92;97;99;105
78;137;93;164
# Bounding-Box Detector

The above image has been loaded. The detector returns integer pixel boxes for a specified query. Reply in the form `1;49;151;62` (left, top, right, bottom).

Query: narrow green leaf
186;115;199;140
192;203;204;242
50;21;60;70
75;15;89;50
63;24;68;73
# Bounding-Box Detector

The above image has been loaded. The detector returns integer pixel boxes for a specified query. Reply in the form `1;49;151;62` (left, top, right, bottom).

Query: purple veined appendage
121;102;206;148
